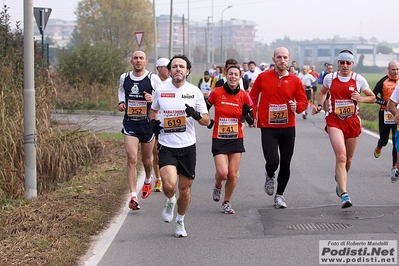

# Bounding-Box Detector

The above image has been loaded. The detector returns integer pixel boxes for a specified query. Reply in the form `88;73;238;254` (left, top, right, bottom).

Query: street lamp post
168;0;173;59
153;0;157;73
220;5;232;63
211;0;214;64
206;16;211;64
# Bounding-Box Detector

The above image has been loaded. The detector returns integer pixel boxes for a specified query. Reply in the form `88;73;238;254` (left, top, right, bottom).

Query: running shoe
212;183;222;202
341;193;352;208
128;196;140;210
174;220;187;238
161;196;176;223
302;111;307;119
274;194;287;208
221;201;235;214
374;147;381;158
391;169;399;183
141;175;153;199
264;173;275;196
153;179;162;192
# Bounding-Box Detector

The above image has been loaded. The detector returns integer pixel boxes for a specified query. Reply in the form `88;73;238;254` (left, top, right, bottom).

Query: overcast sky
5;0;399;45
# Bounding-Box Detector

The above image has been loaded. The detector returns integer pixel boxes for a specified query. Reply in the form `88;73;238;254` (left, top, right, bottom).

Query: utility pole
153;0;158;72
187;0;191;62
168;0;173;59
221;6;232;63
211;0;214;64
182;14;185;55
187;0;191;83
24;0;37;199
207;16;211;64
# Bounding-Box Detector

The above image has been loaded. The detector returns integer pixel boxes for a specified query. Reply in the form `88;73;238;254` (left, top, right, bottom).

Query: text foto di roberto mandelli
319;240;397;265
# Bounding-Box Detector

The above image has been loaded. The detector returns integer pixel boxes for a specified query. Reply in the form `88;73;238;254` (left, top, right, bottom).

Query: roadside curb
53;109;124;116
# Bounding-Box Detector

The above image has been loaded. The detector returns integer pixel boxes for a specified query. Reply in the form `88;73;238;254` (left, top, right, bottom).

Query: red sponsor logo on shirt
161;93;175;98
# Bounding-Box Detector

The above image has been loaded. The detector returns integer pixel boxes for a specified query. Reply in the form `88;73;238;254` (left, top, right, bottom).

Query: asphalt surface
53;109;399;266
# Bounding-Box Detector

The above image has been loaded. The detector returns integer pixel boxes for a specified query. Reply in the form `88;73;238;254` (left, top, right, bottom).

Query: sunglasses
339;61;352;65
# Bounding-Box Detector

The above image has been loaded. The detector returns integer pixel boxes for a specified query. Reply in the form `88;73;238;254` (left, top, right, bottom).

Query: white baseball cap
156;57;170;67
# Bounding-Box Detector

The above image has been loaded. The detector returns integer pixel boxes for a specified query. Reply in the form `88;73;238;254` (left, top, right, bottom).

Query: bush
56;40;127;85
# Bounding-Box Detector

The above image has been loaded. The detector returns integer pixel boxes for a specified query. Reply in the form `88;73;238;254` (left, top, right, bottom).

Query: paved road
55;110;399;266
52;110;124;133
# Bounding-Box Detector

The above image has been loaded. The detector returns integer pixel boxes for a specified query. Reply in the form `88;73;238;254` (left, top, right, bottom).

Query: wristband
317;104;322;108
118;101;125;105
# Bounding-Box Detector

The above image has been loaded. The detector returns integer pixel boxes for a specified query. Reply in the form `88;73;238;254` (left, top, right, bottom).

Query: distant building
216;18;257;61
298;43;396;68
156;14;258;64
34;19;75;48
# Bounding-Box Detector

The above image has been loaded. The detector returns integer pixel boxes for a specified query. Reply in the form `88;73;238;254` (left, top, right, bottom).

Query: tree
377;43;393;54
57;40;126;85
72;0;154;57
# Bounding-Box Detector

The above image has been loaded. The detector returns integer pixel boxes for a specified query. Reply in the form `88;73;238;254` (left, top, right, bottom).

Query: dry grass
0;136;127;265
54;78;119;111
0;64;108;203
0;10;130;265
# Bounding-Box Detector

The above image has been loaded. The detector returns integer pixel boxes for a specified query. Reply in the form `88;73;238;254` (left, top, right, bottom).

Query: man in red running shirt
249;47;308;209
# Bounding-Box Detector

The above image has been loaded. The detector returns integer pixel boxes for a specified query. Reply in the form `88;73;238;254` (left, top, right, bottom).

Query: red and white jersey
323;71;369;119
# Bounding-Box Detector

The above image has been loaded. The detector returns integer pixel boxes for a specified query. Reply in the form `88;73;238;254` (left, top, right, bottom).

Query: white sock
130;192;137;197
144;176;152;184
176;213;185;222
169;195;176;203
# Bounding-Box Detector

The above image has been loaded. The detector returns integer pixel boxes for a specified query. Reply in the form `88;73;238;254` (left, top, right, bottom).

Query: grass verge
0;135;127;266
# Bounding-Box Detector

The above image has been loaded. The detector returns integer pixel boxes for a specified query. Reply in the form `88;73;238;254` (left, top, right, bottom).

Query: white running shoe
221;201;235;214
264;173;275;196
161;196;176;223
174;220;187;238
391;169;399;183
302;110;307;119
212;184;222;202
274;194;287;209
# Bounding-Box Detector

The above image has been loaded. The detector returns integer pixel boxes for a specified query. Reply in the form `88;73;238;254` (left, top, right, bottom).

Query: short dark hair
225;58;238;66
167;54;192;72
339;49;353;55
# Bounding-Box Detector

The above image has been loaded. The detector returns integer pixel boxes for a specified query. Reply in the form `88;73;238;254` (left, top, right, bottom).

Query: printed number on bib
384;109;395;124
163;109;187;133
335;100;354;119
127;100;147;120
269;104;288;124
217;118;238;139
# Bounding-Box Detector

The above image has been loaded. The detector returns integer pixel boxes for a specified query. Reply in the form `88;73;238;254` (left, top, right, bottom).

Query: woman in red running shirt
207;65;254;214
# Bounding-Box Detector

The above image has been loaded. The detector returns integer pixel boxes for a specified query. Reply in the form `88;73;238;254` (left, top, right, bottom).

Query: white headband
337;53;354;62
